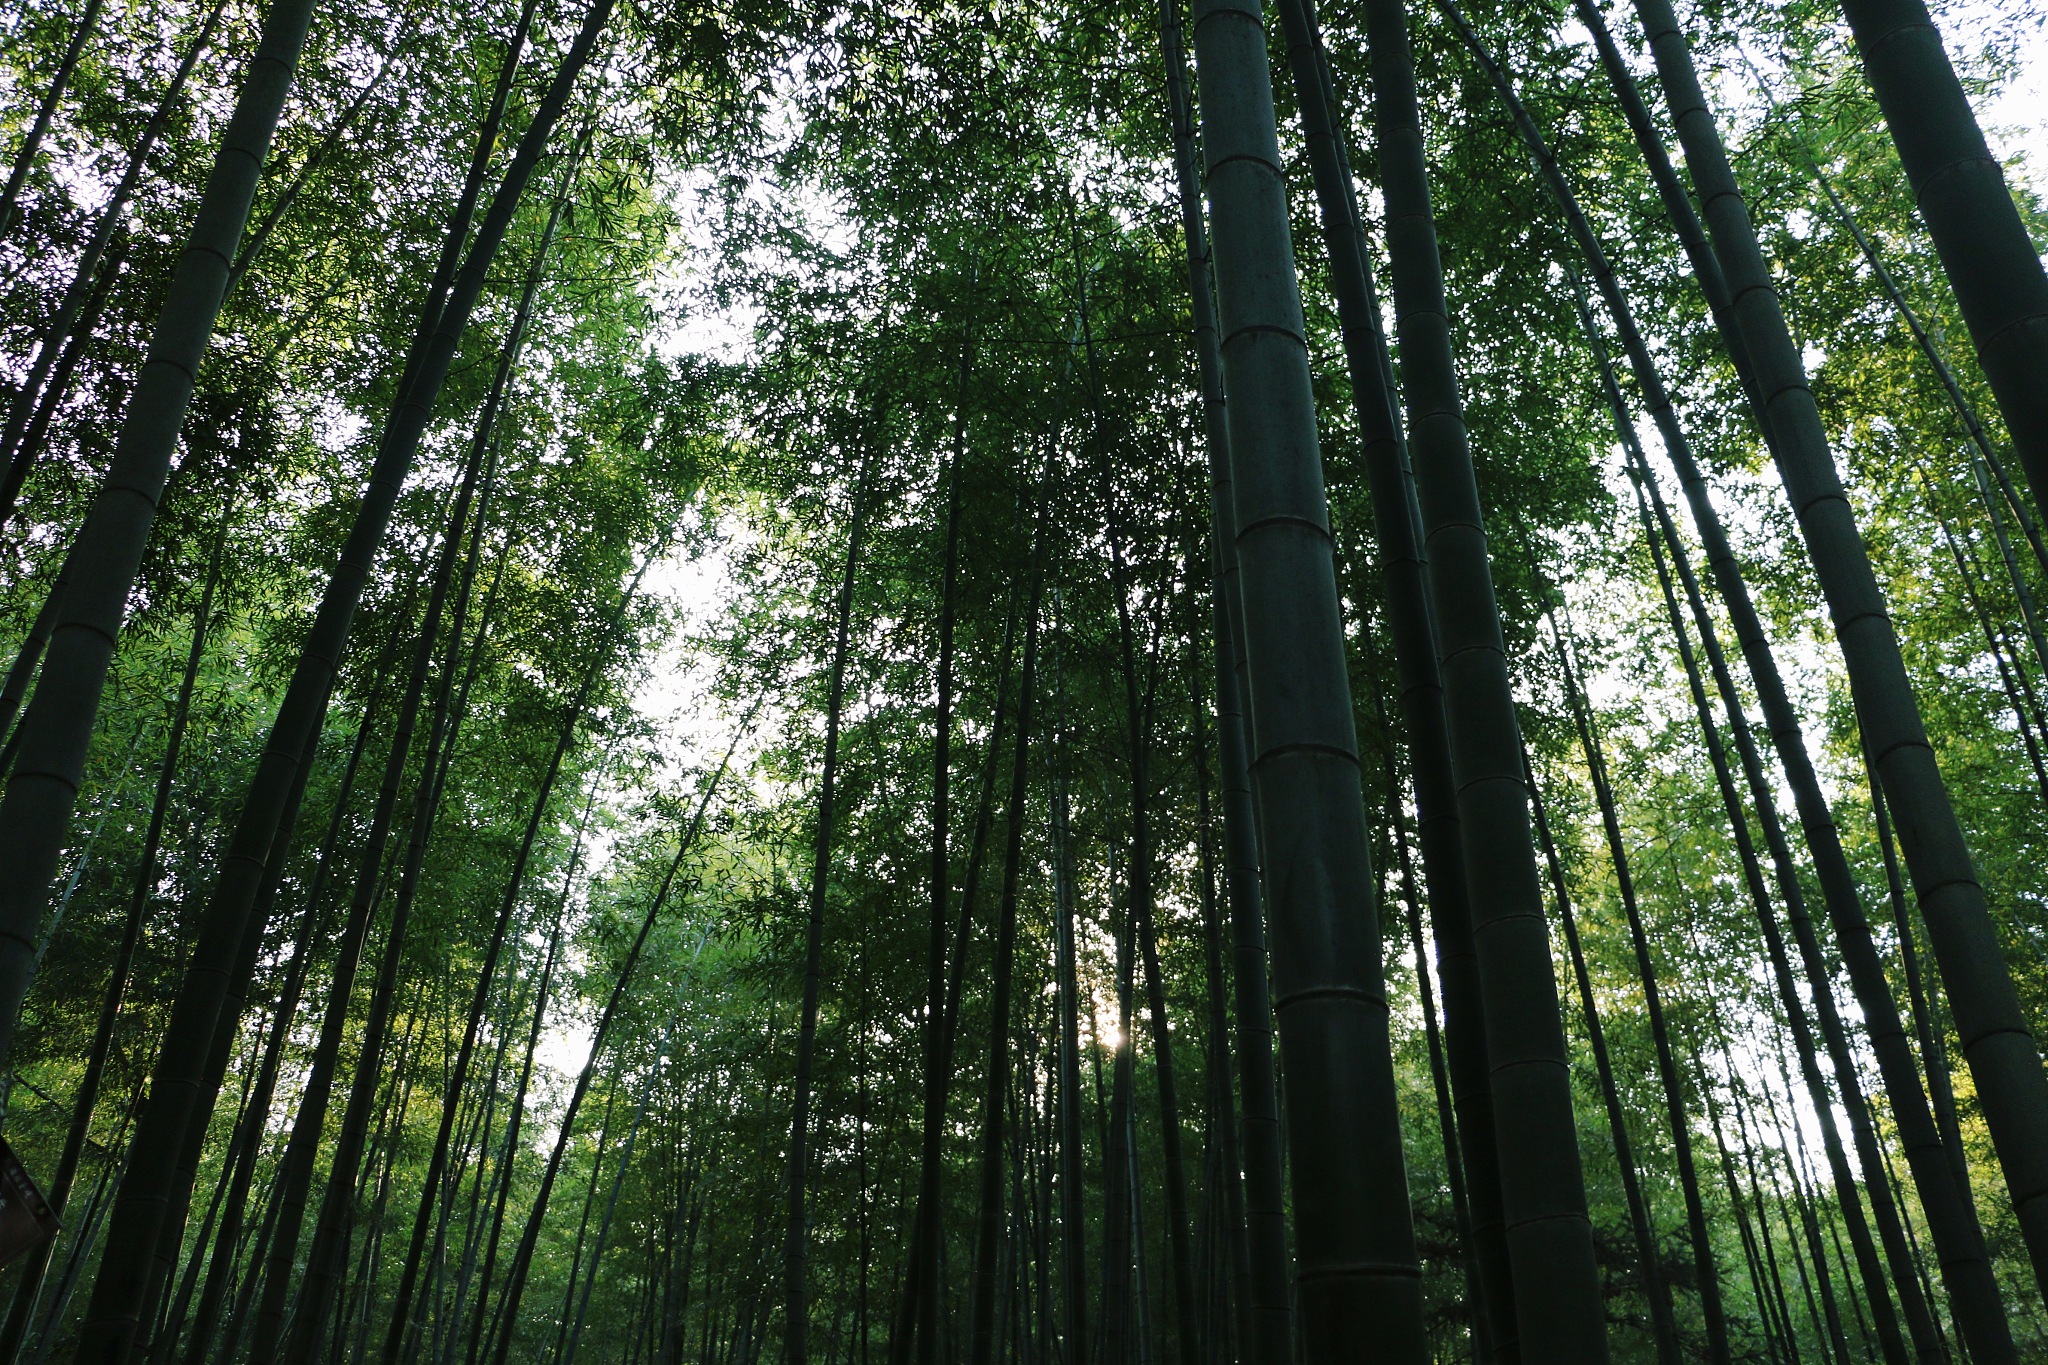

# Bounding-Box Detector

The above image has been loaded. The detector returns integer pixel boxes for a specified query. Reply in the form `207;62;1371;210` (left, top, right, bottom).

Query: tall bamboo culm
0;0;318;1072
1185;0;1427;1355
1475;7;2017;1349
1275;4;1514;1355
1836;0;2048;531
1158;4;1292;1358
1622;0;2048;1297
70;2;614;1353
1362;0;1609;1359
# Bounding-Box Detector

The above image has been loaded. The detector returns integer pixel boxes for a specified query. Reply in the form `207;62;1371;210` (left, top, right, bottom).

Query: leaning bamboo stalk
0;0;108;240
70;2;614;1344
1835;0;2048;532
0;0;312;1066
1618;0;2048;1294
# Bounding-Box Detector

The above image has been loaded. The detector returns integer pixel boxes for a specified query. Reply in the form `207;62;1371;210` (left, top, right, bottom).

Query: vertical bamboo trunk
1156;7;1291;1359
258;463;498;1365
243;479;490;1365
178;836;326;1365
1185;0;1427;1353
281;159;572;1365
783;443;875;1364
1963;452;2048;685
1522;761;1682;1365
894;573;1022;1364
1619;0;2048;1292
1388;794;1482;1348
1925;493;2048;812
0;565;64;763
0;0;316;1069
1273;6;1514;1356
1546;141;1994;1344
1361;0;1607;1358
186;653;391;1365
1101;903;1138;1364
1760;67;2048;588
562;1034;659;1365
1179;589;1253;1365
1717;992;1856;1365
462;905;575;1365
968;486;1045;1365
898;323;969;1365
1692;1062;1802;1365
1079;265;1200;1364
1049;640;1090;1365
133;739;330;1360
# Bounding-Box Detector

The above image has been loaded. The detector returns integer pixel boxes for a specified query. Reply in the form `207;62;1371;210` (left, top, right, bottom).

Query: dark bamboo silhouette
1691;1055;1802;1365
260;382;514;1365
0;476;232;1365
1363;0;1607;1357
0;0;312;1061
71;2;613;1350
1615;0;2048;1292
0;0;230;531
1833;0;2048;530
967;474;1044;1365
1182;634;1252;1365
278;152;573;1365
898;311;970;1365
783;442;875;1363
1271;5;1515;1355
1186;0;1428;1352
0;235;124;534
1077;235;1200;1365
1459;1;2019;1344
1751;58;2048;592
0;565;66;764
1157;3;1290;1356
1865;750;1971;1213
1634;443;1996;1360
1048;621;1090;1365
184;609;411;1365
894;565;1024;1364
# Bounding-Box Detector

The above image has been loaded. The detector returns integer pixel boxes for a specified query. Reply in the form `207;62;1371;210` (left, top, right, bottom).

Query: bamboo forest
7;0;2048;1357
